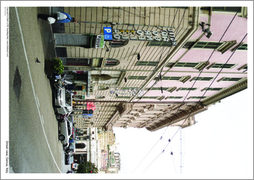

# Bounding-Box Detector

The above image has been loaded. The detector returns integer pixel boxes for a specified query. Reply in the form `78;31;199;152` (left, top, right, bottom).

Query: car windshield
67;121;71;136
65;91;72;106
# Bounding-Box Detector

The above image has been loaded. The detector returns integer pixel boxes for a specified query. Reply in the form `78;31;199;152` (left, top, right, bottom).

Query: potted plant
53;58;64;75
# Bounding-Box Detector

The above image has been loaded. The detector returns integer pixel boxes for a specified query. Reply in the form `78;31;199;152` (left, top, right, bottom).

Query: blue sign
103;27;113;41
104;34;113;41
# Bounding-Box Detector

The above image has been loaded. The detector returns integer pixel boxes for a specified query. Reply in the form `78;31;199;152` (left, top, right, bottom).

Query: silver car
58;116;73;148
55;86;73;115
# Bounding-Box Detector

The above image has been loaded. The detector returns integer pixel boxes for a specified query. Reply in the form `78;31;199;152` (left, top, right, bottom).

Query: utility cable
142;32;247;173
140;10;241;173
171;32;248;140
132;136;163;173
160;10;240;138
132;9;190;173
135;8;185;100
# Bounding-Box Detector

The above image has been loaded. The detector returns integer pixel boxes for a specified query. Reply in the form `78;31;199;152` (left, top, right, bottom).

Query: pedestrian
37;11;76;24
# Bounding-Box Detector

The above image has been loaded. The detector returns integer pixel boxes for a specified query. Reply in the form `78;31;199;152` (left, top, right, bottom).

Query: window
218;77;242;82
128;76;147;80
160;7;188;9
99;86;109;90
174;62;198;68
190;77;213;81
150;87;168;90
207;63;235;69
154;76;182;81
65;58;103;67
177;88;197;91
66;58;91;66
147;41;174;47
216;40;237;53
188;96;206;99
231;43;248;51
140;96;158;99
92;58;103;67
237;64;247;71
212;7;242;12
121;87;138;90
237;44;248;50
166;96;183;99
183;41;223;49
167;87;177;93
116;96;131;98
201;87;223;91
110;40;129;48
105;58;120;67
136;61;159;66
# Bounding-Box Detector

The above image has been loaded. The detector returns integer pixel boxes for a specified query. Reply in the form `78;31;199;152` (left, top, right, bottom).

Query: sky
114;88;253;179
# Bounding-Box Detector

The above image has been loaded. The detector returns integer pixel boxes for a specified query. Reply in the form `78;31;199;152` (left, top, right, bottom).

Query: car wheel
56;114;64;122
59;134;65;141
55;105;61;108
57;118;65;123
56;114;61;119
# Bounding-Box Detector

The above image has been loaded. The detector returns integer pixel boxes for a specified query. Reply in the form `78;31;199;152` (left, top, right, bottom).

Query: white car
58;116;73;148
55;86;73;115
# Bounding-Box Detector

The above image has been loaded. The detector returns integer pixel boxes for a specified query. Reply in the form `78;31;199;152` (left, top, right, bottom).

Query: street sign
95;35;105;48
103;27;113;41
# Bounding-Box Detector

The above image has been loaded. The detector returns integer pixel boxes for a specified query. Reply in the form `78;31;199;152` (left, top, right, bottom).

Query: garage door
54;34;91;46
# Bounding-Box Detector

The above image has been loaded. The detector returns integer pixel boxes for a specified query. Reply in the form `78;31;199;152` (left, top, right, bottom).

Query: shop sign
87;102;96;111
112;29;177;45
95;35;105;48
103;27;113;41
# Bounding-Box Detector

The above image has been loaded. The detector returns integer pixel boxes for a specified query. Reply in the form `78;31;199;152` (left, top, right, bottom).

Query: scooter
54;74;73;89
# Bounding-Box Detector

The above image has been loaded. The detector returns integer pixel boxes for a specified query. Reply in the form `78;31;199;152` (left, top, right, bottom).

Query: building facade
52;6;248;132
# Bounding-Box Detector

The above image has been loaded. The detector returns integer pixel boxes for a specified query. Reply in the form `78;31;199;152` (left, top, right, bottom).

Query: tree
77;161;98;173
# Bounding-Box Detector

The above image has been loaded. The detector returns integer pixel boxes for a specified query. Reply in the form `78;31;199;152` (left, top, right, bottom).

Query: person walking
37;11;76;24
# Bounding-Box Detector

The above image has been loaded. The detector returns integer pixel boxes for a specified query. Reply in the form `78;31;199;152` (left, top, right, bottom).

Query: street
8;7;70;173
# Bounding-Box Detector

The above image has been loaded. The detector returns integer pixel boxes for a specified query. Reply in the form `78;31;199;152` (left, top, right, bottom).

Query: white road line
36;95;40;107
41;115;44;124
15;7;62;173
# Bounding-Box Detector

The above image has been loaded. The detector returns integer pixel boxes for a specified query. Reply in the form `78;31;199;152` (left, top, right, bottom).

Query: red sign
87;102;96;111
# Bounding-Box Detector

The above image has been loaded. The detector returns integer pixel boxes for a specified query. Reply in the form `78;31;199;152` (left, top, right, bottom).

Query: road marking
41;115;44;124
15;7;62;173
35;95;40;107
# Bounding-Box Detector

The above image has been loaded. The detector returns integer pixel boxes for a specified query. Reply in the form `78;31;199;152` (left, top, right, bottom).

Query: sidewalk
37;7;57;60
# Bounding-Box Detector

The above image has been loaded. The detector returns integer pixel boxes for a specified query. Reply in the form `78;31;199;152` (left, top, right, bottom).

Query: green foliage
77;161;98;173
53;58;64;75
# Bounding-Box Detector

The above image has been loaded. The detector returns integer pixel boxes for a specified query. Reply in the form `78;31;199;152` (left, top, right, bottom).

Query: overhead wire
160;10;240;138
139;10;243;173
143;31;247;174
134;8;183;101
132;8;188;173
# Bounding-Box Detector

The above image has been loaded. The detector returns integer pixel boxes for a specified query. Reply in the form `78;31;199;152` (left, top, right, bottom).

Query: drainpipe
129;7;201;102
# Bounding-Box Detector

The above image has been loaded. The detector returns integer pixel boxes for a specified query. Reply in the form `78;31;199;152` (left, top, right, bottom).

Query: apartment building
52;6;248;131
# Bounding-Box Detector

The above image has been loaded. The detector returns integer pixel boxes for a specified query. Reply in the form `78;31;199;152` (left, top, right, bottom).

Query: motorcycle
53;74;73;89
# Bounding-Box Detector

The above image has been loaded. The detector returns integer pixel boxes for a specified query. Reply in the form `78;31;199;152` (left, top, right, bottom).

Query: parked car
58;115;73;148
54;82;73;115
64;116;77;154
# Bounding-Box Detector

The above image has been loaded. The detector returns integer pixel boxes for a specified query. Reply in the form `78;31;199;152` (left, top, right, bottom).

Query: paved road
9;7;70;173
